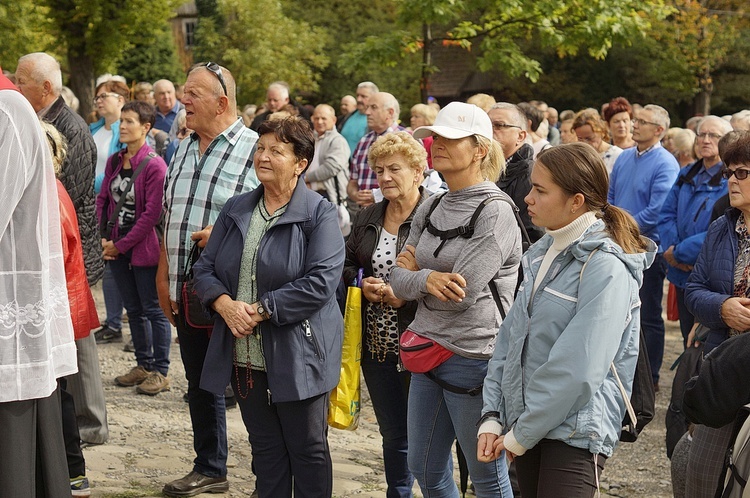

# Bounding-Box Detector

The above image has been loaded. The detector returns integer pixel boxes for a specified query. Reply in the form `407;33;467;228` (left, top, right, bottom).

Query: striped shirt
349;124;405;191
163;119;260;301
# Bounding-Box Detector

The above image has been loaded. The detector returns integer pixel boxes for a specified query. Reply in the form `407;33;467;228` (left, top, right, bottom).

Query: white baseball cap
413;101;493;141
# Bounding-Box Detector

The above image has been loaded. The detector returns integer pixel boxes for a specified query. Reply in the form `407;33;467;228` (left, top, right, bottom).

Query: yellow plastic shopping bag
328;270;363;430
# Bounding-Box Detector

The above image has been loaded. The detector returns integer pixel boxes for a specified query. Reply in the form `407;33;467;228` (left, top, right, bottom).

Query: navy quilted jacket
685;208;739;352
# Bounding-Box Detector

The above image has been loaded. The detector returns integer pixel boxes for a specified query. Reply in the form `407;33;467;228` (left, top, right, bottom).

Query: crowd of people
3;51;750;498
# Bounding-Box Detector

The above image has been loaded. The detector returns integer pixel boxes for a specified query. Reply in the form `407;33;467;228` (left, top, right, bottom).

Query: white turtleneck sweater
531;211;599;301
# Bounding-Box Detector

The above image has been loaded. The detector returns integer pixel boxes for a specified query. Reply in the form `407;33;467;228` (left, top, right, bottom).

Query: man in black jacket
16;52;108;447
488;102;544;244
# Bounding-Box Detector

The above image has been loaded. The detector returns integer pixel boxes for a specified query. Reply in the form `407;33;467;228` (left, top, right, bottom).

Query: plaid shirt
350;124;405;190
163;119;259;301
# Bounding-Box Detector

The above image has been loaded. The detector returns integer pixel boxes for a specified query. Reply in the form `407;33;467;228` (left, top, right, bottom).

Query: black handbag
180;243;213;329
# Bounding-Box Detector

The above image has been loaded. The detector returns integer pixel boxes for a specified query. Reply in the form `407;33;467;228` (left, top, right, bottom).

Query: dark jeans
675;286;695;348
102;263;123;330
361;352;413;498
175;312;227;478
108;259;172;375
234;368;332;498
515;439;607;498
640;253;667;384
59;378;85;478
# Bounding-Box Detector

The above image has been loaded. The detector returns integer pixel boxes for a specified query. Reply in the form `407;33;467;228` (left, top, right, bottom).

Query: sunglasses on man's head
204;62;227;96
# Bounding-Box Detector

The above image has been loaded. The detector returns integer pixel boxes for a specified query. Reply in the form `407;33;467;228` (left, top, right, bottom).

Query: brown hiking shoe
114;366;150;387
136;371;171;396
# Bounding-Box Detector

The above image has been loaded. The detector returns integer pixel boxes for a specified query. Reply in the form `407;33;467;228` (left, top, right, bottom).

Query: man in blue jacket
659;115;732;346
609;104;679;390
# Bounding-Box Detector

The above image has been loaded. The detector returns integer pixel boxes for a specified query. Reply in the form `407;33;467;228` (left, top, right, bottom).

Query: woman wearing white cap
390;101;521;496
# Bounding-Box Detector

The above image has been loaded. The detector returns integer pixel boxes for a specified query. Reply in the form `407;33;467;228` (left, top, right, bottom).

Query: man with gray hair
659;114;732;348
340;81;379;157
347;91;403;209
731;110;750;131
158;62;259;497
153;79;184;137
15;52;109;447
487;102;543;243
250;81;311;131
610;103;679;391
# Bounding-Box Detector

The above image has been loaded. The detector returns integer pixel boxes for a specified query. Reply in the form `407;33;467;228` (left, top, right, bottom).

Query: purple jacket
95;143;166;267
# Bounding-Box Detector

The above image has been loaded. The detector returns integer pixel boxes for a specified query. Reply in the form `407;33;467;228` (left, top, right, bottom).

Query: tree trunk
693;90;711;116
68;48;95;120
421;23;431;104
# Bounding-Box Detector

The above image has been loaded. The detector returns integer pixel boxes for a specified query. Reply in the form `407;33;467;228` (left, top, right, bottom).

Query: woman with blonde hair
391;102;521;496
572;108;623;174
344;131;429;497
672;128;698;168
411;103;439;168
478;143;656;497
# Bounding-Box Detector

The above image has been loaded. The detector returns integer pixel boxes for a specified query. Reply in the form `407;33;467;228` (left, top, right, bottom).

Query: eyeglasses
632;118;660;127
93;92;119;103
723;168;750;180
697;132;724;142
492;123;521;131
205;62;227;96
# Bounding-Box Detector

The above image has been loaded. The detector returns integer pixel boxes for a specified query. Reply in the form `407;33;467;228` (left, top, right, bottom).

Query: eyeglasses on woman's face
93;92;119;104
723;168;750;181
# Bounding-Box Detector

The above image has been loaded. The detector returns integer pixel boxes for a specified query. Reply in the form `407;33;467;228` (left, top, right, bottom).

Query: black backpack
665;342;704;457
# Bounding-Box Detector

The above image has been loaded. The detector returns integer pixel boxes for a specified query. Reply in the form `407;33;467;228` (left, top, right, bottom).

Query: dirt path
85;286;681;497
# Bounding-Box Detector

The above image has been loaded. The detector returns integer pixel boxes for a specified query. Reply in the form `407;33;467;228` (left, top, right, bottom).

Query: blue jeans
362;352;413;498
639;253;667;384
108;258;172;375
102;264;123;330
175;312;227;478
407;355;512;498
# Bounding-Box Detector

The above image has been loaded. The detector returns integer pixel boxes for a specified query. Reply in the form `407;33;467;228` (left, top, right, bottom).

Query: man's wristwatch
256;302;270;321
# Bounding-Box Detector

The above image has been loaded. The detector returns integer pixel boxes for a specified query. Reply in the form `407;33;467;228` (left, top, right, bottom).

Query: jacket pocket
304;319;325;361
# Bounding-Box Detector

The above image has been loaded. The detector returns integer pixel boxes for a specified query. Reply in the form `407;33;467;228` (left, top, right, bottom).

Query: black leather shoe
162;471;228;497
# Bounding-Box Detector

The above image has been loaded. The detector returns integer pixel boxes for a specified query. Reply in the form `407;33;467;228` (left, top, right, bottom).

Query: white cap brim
413;125;476;140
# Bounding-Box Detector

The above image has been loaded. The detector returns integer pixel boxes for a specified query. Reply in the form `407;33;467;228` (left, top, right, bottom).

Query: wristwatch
256;302;270;321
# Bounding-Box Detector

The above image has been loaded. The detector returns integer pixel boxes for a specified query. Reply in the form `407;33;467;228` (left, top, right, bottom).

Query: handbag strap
102;152;156;239
578;249;639;427
183;242;202;278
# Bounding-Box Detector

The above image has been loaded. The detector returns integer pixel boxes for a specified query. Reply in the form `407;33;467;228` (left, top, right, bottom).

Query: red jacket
58;180;100;339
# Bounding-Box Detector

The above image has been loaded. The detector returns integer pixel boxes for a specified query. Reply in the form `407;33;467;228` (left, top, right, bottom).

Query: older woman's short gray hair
368;131;427;176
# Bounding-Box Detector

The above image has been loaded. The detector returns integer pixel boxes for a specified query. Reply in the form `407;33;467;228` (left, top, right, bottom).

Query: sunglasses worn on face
723;168;750;180
205;62;227;96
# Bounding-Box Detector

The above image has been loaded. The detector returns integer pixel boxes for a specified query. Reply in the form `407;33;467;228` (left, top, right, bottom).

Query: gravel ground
85;284;682;497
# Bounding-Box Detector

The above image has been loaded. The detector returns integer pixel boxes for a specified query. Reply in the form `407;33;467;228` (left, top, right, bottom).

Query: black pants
233;368;332;498
59;378;85;477
515;439;607;498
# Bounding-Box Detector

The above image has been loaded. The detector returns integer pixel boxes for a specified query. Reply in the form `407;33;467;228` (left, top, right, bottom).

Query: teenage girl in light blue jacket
478;143;657;498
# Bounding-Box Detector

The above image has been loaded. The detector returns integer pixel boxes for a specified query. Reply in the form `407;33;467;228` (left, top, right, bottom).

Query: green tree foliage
117;26;184;85
191;0;329;107
340;0;672;102
43;0;181;117
0;1;59;69
280;0;423;121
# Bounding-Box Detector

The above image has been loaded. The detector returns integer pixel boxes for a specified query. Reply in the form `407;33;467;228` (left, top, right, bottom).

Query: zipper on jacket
693;198;708;222
305;320;323;360
267;389;272;406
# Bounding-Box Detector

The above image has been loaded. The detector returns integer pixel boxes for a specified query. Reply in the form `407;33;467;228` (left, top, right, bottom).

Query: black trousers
60;378;86;477
515;439;607;498
233;368;332;498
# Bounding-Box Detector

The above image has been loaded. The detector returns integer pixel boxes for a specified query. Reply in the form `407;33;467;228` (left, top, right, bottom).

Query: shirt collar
636;141;661;158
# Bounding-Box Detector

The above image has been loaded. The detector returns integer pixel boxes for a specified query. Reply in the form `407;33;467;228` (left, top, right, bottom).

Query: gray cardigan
306;128;351;204
390;181;522;358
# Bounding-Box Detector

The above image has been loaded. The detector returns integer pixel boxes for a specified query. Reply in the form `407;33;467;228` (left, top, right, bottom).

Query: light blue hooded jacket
482;219;656;457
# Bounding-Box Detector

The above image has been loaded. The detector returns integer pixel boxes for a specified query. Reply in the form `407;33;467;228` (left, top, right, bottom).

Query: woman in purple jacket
96;100;171;396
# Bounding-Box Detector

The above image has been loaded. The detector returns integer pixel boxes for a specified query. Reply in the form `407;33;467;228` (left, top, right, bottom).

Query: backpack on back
722;404;750;498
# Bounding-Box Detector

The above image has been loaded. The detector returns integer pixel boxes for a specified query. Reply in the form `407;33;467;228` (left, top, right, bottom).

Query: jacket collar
43;96;68;122
227;179;318;232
